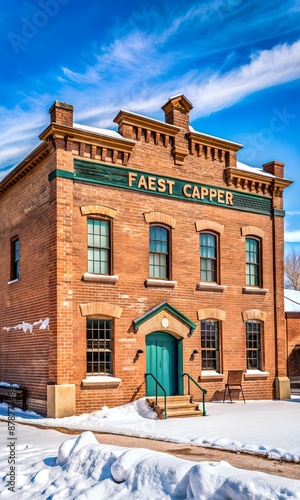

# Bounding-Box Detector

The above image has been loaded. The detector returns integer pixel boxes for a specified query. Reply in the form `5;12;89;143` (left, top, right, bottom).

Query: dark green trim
272;209;285;218
49;162;273;216
74;160;272;215
178;339;183;395
48;169;74;182
134;301;197;335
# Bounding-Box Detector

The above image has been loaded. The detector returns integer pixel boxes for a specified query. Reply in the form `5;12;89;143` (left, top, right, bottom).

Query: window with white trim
200;232;218;282
149;224;170;279
246;320;262;370
245;237;261;286
87;218;111;274
201;320;220;371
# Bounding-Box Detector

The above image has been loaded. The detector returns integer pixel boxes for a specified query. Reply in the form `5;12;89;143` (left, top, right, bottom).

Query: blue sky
0;0;299;254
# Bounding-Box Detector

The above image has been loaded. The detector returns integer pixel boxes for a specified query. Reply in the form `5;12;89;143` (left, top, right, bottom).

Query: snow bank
5;432;300;499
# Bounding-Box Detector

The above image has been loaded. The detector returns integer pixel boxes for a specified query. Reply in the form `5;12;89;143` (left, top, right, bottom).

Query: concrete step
146;396;203;419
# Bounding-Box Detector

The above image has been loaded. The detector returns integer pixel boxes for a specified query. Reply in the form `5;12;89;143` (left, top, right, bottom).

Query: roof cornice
39;123;136;153
113;110;181;136
187;131;243;152
225;166;293;196
0;142;50;196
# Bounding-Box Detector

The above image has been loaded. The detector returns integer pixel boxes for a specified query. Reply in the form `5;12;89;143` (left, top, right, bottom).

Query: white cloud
284;229;300;242
0;2;300;175
187;40;300;116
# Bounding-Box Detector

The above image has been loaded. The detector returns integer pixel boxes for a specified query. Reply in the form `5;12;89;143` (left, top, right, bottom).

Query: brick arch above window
144;211;176;229
242;309;267;322
197;308;226;321
80;302;123;318
241;226;265;238
195;220;224;234
80;205;117;218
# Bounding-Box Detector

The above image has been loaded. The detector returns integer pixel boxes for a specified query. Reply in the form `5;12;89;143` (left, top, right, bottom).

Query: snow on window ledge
196;282;227;292
242;287;269;295
82;273;118;284
81;376;122;388
145;279;177;288
199;370;224;380
244;370;269;379
7;279;19;285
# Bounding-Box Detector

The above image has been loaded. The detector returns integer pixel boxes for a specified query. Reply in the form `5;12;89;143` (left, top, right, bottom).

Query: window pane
200;233;217;282
87;219;110;275
149;225;169;279
201;320;219;371
246;321;261;370
86;319;113;375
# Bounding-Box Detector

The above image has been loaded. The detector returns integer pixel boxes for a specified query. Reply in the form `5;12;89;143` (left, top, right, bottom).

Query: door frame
145;331;183;396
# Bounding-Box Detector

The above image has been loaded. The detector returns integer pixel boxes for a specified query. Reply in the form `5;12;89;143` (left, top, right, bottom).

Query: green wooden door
146;332;178;396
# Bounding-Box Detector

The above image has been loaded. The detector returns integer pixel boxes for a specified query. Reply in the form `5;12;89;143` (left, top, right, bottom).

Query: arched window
245;237;261;286
200;232;218;283
87;218;111;275
149;225;170;279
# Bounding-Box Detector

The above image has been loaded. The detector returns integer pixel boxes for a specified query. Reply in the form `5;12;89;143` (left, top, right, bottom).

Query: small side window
11;237;20;280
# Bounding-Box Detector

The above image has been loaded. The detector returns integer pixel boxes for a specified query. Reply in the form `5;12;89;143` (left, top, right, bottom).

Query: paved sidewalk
92;432;300;480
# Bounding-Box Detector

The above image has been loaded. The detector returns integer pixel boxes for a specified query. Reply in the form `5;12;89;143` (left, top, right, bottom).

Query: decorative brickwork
144;212;176;228
79;302;123;318
80;205;117;218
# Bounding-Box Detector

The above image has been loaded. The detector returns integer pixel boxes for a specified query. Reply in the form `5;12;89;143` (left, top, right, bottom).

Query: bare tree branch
285;250;300;290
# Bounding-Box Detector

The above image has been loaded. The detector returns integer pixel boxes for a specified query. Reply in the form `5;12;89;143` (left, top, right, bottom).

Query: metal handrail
182;372;207;416
145;373;167;419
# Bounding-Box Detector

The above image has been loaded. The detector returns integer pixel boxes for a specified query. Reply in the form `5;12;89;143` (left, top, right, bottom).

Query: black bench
0;385;27;411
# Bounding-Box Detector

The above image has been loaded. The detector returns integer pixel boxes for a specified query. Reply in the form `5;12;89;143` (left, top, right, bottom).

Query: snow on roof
189;125;243;147
235;161;275;177
284;288;300;312
117;109;180;128
73;122;133;142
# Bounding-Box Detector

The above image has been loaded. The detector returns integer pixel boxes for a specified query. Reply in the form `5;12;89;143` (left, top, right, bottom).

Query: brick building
285;289;300;386
0;94;292;417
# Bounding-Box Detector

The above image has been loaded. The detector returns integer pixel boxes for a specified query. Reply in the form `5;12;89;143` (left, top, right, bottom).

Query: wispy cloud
182;40;300;116
1;0;300;178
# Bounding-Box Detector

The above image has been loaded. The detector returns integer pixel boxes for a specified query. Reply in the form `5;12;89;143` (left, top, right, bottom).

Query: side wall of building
0;155;54;414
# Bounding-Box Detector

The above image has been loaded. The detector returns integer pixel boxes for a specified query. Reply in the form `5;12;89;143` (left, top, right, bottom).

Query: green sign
49;159;274;215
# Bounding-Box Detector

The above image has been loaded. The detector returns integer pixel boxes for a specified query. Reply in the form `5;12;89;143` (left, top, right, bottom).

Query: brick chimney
262;161;285;178
162;95;192;164
162;94;193;131
49;101;74;127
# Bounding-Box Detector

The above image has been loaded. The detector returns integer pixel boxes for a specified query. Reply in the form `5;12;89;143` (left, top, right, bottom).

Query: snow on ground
0;398;300;498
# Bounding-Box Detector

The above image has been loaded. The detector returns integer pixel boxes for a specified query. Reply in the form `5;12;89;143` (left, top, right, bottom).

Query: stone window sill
81;376;121;388
82;273;119;284
145;279;177;288
244;370;269;380
199;371;224;381
7;279;19;285
242;287;269;295
196;282;227;292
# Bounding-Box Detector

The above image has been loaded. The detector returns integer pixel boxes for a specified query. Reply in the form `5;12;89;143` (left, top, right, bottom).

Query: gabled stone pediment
133;301;196;337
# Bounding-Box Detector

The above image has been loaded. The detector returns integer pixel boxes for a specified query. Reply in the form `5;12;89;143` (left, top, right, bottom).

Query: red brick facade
0;95;292;416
